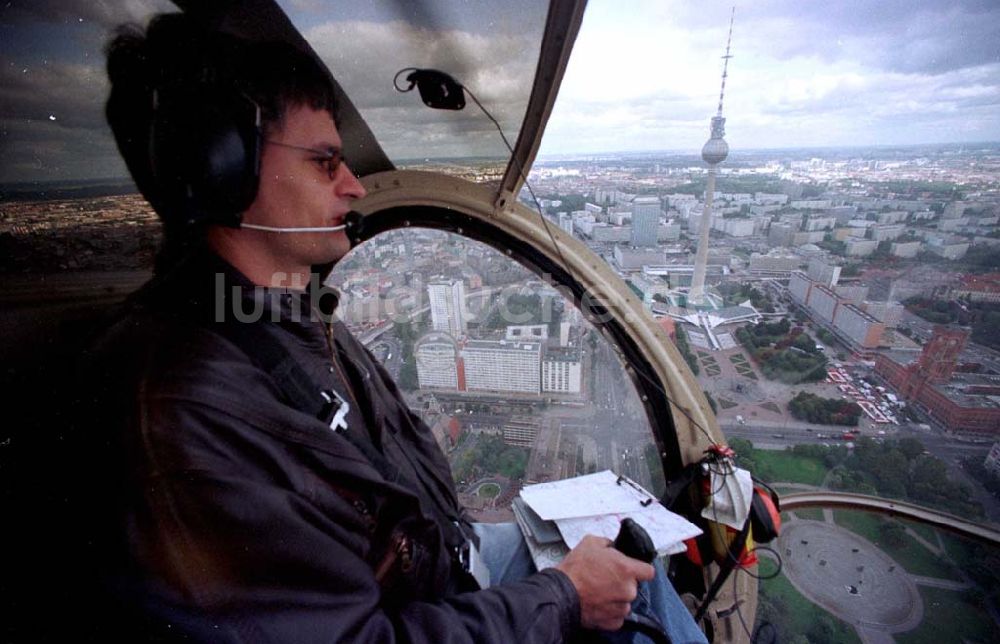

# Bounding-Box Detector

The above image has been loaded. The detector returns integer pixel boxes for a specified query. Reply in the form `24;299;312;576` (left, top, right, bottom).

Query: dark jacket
78;250;580;643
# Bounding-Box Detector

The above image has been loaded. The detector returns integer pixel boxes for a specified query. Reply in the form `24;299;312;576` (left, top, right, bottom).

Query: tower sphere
701;137;729;165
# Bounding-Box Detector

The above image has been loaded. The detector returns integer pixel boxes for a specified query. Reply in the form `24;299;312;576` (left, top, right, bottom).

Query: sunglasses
263;139;348;180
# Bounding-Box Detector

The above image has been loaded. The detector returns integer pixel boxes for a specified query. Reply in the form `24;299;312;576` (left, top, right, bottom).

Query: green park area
731;439;998;643
451;434;528;482
728;352;758;379
736;319;828;384
731;439;829;486
896;586;995;644
756;557;861;644
788;392;861;426
787;508;824;522
717;397;738;410
833;511;959;580
477;482;501;499
699;354;722;376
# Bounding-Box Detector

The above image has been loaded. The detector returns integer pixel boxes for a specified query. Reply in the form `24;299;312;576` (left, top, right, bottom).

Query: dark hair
104;13;338;269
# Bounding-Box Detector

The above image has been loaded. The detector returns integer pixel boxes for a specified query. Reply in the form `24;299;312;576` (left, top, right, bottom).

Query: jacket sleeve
126;382;581;644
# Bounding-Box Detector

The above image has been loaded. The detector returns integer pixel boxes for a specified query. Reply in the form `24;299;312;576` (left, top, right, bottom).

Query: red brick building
875;326;1000;435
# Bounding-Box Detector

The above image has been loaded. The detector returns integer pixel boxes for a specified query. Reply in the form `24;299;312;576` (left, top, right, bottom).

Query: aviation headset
146;33;263;230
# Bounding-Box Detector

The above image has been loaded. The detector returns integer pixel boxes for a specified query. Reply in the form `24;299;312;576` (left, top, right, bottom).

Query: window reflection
328;228;666;521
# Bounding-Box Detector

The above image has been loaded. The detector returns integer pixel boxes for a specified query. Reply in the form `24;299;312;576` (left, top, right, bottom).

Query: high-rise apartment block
461;340;541;394
631;197;661;247
428;278;466;336
415;333;460;390
541;348;582;394
806;258;841;287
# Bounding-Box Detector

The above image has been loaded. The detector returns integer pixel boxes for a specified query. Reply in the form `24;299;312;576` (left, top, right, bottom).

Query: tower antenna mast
717;7;735;117
689;7;735;307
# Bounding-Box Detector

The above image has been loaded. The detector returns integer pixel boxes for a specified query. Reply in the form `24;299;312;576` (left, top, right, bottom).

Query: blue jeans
473;523;708;644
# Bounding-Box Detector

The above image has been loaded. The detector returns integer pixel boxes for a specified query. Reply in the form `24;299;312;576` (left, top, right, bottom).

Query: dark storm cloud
0;61;108;130
0;0;174;28
0;57;119;181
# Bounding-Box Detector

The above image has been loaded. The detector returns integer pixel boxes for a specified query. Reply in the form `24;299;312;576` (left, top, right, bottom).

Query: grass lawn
940;533;1000;593
477;483;501;499
753;450;828;486
718;398;738;410
760;401;781;413
833;511;960;580
788;508;825;522
756;557;861;644
904;520;940;548
895;586;994;644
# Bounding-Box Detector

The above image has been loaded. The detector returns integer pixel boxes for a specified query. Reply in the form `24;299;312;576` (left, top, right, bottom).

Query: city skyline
1;0;999;183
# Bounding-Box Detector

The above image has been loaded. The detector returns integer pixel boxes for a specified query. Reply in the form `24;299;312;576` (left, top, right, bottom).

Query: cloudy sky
1;0;998;183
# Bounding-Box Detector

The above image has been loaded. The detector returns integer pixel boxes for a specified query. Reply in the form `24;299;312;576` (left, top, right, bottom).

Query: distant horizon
3;139;998;192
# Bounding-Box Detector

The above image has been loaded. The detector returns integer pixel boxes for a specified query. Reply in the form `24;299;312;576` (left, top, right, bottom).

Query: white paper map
519;470;703;558
520;470;653;520
555;507;702;556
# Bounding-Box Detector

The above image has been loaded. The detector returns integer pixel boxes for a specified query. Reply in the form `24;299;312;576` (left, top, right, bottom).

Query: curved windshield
536;1;1000;641
327;227;667;523
285;0;549;183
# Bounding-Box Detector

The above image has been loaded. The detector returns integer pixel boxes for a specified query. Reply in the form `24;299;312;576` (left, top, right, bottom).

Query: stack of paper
512;470;703;569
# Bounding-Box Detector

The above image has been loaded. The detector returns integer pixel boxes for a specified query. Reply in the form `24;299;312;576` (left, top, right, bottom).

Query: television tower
689;8;734;307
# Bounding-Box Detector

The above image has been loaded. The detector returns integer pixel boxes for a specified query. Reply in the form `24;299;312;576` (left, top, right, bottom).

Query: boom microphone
241;210;363;234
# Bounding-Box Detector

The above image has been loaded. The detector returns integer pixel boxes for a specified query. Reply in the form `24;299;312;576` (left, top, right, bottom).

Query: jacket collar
137;246;341;327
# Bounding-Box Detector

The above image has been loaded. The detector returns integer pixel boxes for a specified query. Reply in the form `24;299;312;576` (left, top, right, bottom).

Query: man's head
105;13;365;280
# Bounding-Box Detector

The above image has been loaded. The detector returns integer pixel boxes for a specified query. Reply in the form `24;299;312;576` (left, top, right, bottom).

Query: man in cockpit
83;12;706;644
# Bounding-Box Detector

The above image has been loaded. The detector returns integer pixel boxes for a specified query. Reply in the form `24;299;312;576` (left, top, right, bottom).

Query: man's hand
555;534;656;631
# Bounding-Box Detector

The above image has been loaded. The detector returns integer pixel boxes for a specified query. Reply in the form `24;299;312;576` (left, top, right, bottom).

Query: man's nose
336;164;367;200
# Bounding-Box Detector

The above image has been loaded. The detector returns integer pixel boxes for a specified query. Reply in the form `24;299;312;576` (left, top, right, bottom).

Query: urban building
507;325;549;341
591;225;631;243
613;246;667;271
877;211;908;225
631;196;661;247
806;258;841;288
925;235;970;260
503;417;541;448
428;278;466;336
890;241;922;258
541;348;583;394
718;218;754;237
809;284;840;324
461;340;541;394
870;223;906;242
788;271;813;304
861;301;905;328
876;327;1000;434
768;222;795;247
834;284;869;303
657;222;682;241
749;251;801;277
833;304;884;349
827;206;856;224
804;216;836;232
951;273;1000;303
557;212;574;235
790;199;833;210
415;333;460;390
846;239;878;257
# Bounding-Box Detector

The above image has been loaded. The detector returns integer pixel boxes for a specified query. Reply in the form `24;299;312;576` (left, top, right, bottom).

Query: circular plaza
777;521;921;630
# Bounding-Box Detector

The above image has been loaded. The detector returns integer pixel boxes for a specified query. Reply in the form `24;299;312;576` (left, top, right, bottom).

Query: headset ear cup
749;486;781;543
150;87;260;227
